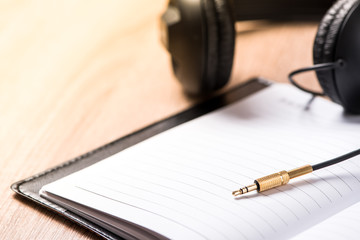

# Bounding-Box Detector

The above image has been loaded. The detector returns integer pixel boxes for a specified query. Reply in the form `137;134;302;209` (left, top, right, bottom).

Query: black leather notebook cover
11;78;270;240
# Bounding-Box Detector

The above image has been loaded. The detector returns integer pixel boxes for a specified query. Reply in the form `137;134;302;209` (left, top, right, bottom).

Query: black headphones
161;0;360;113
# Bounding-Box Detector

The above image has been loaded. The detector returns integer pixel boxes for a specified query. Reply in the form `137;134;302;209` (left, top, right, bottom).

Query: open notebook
40;83;360;240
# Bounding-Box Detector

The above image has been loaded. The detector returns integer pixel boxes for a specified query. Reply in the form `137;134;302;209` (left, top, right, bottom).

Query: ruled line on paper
104;165;279;232
151;117;360;202
137;140;352;205
78;172;274;238
114;154;314;219
74;185;211;240
82;178;253;239
152;141;330;207
76;176;267;239
74;148;360;240
102;169;269;233
40;84;360;240
292;201;360;240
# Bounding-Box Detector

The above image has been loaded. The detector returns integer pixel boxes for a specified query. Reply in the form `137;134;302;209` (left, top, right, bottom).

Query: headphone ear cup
313;0;357;104
161;0;235;96
202;0;235;93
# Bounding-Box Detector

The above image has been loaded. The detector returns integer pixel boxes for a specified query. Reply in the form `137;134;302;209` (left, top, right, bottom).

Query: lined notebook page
293;201;360;240
40;84;360;240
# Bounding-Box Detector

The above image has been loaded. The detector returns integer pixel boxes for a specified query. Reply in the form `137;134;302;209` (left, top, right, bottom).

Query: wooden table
1;1;322;239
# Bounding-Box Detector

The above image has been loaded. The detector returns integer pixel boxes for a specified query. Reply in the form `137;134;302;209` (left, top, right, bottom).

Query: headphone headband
162;0;333;96
232;0;333;21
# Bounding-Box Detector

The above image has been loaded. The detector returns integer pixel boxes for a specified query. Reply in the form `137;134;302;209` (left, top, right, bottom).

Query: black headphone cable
232;148;360;197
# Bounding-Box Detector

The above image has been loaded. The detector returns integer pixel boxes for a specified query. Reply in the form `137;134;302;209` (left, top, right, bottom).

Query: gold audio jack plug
232;165;313;196
232;148;360;196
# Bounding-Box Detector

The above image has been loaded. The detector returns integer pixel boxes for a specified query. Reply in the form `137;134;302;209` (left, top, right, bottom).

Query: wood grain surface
1;1;322;239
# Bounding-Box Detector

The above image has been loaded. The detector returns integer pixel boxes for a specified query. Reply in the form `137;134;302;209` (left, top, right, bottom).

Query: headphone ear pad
162;0;235;95
202;0;235;93
313;0;357;104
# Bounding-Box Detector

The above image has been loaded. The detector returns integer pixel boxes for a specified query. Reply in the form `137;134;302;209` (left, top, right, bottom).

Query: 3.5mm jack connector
232;165;313;196
232;148;360;197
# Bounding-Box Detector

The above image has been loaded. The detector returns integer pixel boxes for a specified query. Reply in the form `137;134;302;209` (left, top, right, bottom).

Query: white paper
41;84;360;240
